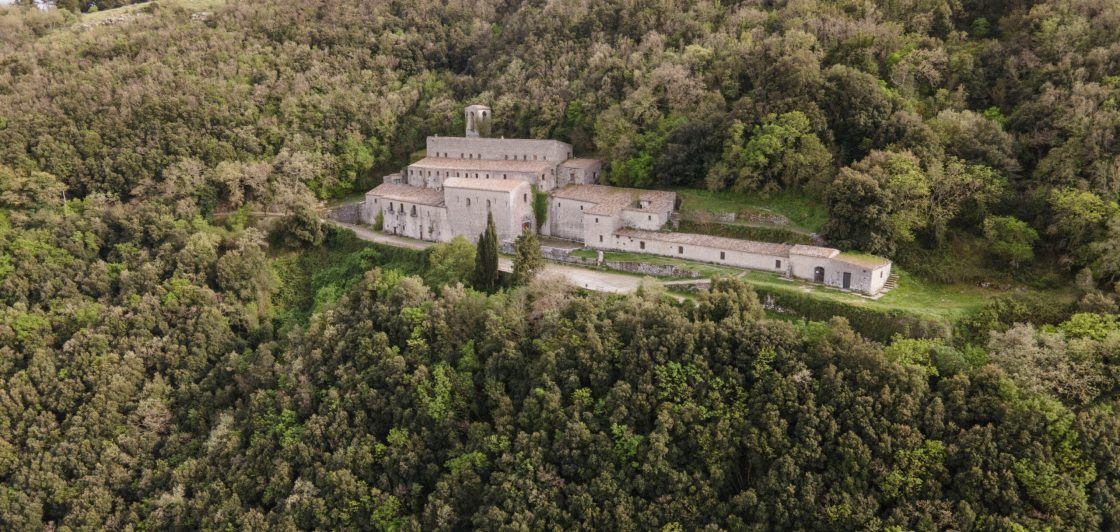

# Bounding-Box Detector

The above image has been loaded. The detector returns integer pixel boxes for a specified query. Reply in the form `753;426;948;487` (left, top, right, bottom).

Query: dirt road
327;220;653;294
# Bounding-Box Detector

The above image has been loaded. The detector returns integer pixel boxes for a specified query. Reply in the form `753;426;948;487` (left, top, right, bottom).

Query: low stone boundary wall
500;243;701;278
548;246;700;278
322;202;362;224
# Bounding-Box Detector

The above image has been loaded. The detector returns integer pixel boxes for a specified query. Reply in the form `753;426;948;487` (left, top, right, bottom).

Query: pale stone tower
465;104;491;137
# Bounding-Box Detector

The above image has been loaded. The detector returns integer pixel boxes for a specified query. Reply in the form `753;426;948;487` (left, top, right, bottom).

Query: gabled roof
367;183;445;206
442;177;528;192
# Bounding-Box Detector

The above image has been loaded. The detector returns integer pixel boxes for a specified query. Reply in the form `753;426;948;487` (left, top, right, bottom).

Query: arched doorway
813;266;825;283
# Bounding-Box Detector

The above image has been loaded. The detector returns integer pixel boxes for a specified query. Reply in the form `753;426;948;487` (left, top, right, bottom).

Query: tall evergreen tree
511;227;543;286
473;211;499;291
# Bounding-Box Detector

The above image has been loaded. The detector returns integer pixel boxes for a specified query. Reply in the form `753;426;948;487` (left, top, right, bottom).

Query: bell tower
465;104;491;137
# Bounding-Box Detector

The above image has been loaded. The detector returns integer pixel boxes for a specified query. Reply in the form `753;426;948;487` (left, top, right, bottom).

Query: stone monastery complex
362;105;893;295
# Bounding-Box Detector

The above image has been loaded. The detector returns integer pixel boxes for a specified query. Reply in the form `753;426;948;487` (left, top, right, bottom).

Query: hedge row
754;286;950;342
677;220;816;245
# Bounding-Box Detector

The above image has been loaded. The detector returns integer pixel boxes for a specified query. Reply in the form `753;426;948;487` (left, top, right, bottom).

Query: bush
953;292;1075;346
756;286;950;342
983;215;1038;270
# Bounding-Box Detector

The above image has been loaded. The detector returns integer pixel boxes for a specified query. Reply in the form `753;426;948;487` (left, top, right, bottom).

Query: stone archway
814;266;825;283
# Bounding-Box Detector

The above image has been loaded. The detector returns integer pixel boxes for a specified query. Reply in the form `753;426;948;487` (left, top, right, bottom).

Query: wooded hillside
2;0;1120;529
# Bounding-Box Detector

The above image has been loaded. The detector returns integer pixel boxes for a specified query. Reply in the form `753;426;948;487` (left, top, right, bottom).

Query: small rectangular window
678;246;684;254
599;235;603;242
720;251;725;260
776;260;782;268
640;241;646;250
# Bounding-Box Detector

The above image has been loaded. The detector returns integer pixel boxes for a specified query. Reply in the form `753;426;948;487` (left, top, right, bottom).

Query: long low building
360;104;893;295
603;229;892;294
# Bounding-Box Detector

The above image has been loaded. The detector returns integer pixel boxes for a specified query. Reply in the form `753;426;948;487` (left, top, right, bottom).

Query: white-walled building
360;105;893;295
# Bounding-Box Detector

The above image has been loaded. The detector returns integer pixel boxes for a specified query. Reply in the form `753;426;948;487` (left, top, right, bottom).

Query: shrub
756;286;949;342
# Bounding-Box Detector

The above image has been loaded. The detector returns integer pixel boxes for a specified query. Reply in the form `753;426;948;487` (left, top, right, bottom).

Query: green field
672;187;829;232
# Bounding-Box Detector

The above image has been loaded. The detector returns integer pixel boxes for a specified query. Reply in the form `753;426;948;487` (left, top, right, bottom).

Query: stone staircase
881;273;900;293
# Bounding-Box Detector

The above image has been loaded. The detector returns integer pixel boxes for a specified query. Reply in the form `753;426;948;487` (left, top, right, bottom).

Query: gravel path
327;220;652;294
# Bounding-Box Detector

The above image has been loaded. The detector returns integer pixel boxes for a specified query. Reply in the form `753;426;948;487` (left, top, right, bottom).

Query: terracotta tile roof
442;177;528;192
833;252;891;268
616;229;795;257
552;185;676;216
367;183;445;206
560;158;601;169
410;157;553;173
790;244;840;258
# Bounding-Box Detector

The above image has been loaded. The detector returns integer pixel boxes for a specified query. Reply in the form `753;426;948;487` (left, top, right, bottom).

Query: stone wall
378;201;449;242
547;197;597;240
323;202;361;224
444;182;532;243
599;231;790;274
426;136;572;163
502;244;701;278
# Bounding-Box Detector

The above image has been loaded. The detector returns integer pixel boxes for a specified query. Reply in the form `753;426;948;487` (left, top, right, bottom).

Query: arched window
388;202;394;213
466;198;471;207
410;205;417;217
486;199;491;208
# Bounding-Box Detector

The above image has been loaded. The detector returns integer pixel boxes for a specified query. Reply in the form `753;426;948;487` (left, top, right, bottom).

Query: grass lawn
572;248;1074;324
673;187;828;232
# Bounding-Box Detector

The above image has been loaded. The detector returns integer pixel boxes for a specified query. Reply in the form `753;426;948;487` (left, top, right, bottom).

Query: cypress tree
473;211;499;291
511;227;543;286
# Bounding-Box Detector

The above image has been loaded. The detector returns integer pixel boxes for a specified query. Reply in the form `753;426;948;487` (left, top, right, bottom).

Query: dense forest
2;0;1120;529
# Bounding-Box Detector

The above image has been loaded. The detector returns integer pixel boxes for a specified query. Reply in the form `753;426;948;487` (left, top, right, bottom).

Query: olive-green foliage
271;227;425;331
472;212;499;291
2;195;1119;530
510;228;543;286
983;215;1039;270
3;0;1120;287
706;111;832;196
756;285;950;342
425;236;476;289
4;0;1120;528
270;202;324;248
531;186;548;231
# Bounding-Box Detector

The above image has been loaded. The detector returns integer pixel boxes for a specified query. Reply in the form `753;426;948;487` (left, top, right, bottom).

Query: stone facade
361;105;894;295
444;178;534;243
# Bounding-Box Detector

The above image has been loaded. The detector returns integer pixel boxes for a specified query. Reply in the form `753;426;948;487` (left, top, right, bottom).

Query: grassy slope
269;228;426;333
672;187;829;233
